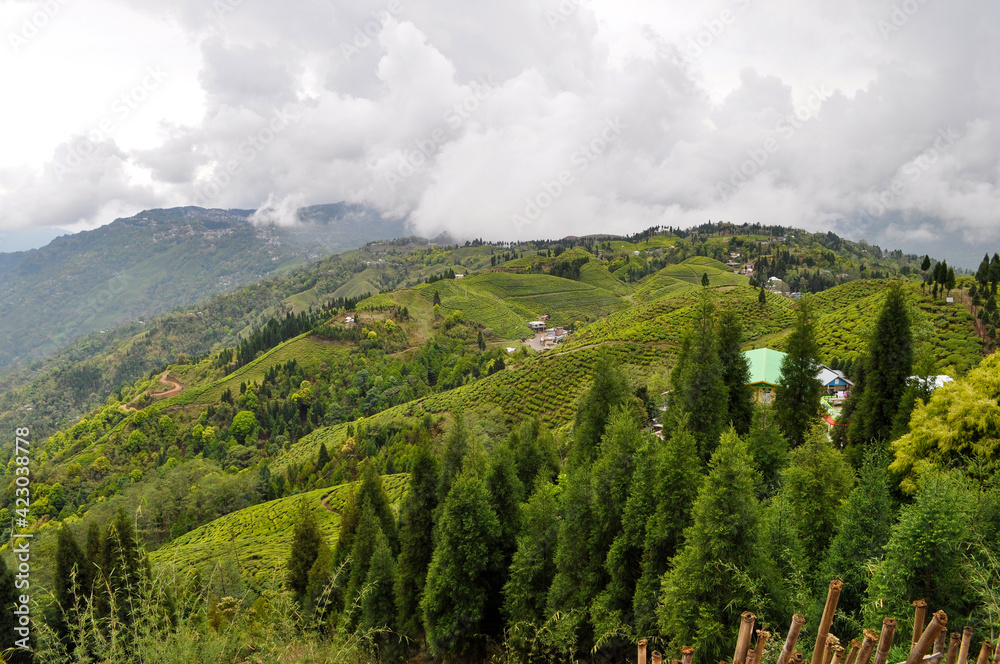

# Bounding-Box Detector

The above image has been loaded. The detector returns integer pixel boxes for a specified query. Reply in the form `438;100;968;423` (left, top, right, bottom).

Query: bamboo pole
946;633;961;664
991;640;1000;664
735;612;757;664
912;601;929;648
812;582;845;664
858;630;880;664
874;618;899;664
793;652;805;664
977;643;993;664
936;632;947;659
652;651;663;664
639;639;648;664
905;610;949;664
831;646;846;664
825;635;842;664
682;646;695;664
958;626;973;664
778;615;807;664
845;640;863;664
750;631;772;664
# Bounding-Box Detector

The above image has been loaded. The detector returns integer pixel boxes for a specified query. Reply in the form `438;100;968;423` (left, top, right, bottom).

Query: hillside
0;203;407;371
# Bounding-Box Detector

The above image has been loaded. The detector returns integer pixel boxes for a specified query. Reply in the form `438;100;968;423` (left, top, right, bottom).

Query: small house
528;321;546;332
816;365;853;398
744;348;787;403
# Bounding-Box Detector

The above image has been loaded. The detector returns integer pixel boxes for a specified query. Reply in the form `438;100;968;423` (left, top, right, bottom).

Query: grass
150;473;410;588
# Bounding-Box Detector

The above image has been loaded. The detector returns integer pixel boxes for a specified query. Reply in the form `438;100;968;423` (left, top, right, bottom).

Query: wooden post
639;639;648;664
750;631;772;664
653;651;663;664
946;633;961;664
845;639;862;664
812;581;845;664
682;646;695;664
977;643;993;664
735;612;757;664
991;640;1000;664
958;626;973;664
935;632;947;659
825;635;842;664
831;646;846;664
905;610;948;664
873;618;899;664
778;615;807;664
858;630;880;664
912;601;928;648
793;652;805;664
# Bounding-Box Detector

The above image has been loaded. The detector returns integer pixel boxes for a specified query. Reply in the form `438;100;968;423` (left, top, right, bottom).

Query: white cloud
0;0;998;265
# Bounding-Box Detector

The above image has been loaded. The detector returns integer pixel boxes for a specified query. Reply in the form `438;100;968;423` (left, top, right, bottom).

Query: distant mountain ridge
0;203;408;369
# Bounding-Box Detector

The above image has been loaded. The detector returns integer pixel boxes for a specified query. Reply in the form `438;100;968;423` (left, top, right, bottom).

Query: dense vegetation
0;223;996;663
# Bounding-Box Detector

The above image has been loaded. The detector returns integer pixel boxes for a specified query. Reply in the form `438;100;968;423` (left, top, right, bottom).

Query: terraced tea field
150;473;409;588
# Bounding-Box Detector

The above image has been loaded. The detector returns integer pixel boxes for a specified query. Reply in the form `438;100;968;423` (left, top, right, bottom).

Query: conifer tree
510;417;559;490
437;414;469;505
100;509;146;624
359;530;398;651
976;253;990;286
823;440;896;623
53;525;87;639
316;441;331;471
287;502;324;604
483;444;525;637
658;428;768;663
334;463;399;570
477;330;486;351
572;355;634;465
717;309;753;435
847;283;913;456
779;427;854;571
632;415;703;636
774;300;822;447
396;446;440;639
745;404;788;498
345;502;387;626
672;296;728;460
502;479;561;642
421;470;501;658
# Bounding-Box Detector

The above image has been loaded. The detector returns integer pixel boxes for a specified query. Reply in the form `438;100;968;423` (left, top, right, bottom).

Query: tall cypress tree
774;299;822;447
421;470;501;659
847;283;913;458
359;530;398;651
745;404;789;498
572;355;634;465
632;415;703;636
672;295;728;460
658;428;768;664
717;309;753;435
335;463;399;571
483;444;525;638
53;525;88;640
287;501;324;604
396;446;440;640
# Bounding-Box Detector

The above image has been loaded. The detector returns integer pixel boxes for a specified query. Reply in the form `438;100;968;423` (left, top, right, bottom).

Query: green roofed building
743;347;787;404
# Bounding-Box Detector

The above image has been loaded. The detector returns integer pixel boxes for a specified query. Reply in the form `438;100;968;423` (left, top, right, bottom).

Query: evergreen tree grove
774;299;822;447
396;445;440;640
717;309;753;435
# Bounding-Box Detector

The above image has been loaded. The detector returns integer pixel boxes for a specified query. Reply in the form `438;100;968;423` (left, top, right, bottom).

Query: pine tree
759;284;767;307
100;509;146;625
779;427;855;571
345;501;387;626
483;444;525;637
502;479;561;655
745;404;789;498
920;254;931;274
437;414;469;505
316;441;331;471
359;531;398;651
572;354;634;465
717;309;754;435
846;283;913;457
774;300;822;447
823;440;896;625
287;501;324;603
632;415;703;636
477;330;486;351
53;525;88;639
701;272;710;287
421;470;501;659
396;446;440;639
658;428;768;663
510;417;559;490
672;295;728;460
864;470;973;631
335;462;399;570
976;253;990;286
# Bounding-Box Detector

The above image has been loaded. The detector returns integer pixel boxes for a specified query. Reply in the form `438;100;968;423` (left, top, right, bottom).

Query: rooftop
744;348;787;386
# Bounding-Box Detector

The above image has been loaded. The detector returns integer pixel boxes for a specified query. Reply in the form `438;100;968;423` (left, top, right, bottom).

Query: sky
1;0;998;266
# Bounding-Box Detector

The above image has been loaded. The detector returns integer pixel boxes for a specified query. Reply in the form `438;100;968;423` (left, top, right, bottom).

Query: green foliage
286;501;325;602
395;445;439;640
775;300;822;447
230;410;259;444
745;405;789;498
421;470;502;658
823;440;896;624
572;355;635;465
779;427;855;571
718;309;753;435
359;530;398;649
658;428;769;664
847;283;914;455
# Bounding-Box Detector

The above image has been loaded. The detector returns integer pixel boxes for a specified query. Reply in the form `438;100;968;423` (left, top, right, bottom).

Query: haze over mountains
0;203;406;370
